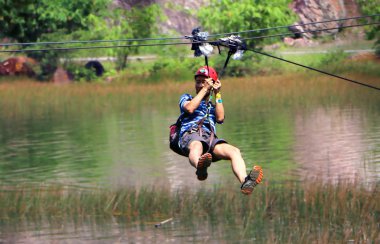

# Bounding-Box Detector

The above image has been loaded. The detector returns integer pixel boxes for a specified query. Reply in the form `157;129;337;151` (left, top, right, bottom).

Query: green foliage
81;4;161;70
0;0;110;43
310;50;352;75
27;51;60;81
195;0;296;78
0;0;162;79
212;52;265;77
197;0;296;48
0;0;111;80
147;51;282;81
64;63;98;82
317;50;349;67
54;4;161;72
356;0;380;56
147;56;203;83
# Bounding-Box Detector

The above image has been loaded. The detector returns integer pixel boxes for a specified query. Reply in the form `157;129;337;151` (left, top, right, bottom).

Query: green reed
0;181;378;243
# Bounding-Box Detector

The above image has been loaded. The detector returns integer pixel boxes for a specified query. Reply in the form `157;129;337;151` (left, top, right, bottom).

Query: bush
64;63;98;82
317;50;349;67
212;51;267;77
28;51;60;81
146;56;204;83
357;0;380;57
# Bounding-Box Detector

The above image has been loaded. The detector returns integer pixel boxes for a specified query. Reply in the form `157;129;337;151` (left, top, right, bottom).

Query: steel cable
0;14;378;48
246;48;380;91
0;22;378;53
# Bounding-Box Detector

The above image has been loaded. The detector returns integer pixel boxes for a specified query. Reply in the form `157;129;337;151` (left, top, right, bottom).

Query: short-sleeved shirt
178;93;220;138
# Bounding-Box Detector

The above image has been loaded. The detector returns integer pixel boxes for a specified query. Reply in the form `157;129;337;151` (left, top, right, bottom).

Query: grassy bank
0;181;379;243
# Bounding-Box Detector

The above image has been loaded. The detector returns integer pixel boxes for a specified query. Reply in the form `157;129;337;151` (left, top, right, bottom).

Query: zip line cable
212;13;380;37
0;14;379;47
0;41;190;53
0;22;379;53
0;36;184;47
243;22;380;41
246;48;380;91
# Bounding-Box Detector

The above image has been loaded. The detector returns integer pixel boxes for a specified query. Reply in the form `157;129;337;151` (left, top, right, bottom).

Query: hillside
115;0;363;36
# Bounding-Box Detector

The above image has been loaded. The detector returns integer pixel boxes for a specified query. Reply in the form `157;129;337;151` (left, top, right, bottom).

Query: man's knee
229;145;241;156
189;140;203;151
214;143;241;157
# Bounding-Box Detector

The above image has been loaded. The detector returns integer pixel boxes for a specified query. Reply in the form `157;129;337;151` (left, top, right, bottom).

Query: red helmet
194;66;218;81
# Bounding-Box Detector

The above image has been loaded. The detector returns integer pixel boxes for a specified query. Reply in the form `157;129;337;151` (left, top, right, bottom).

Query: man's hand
212;79;221;94
203;78;214;92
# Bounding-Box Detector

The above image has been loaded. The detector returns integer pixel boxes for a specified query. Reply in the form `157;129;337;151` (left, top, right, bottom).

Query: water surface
0;74;379;242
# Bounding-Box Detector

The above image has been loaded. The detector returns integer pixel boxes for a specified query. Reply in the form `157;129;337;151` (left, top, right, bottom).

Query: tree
197;0;296;48
73;3;161;71
0;0;161;79
0;0;110;43
105;4;161;70
196;0;296;77
356;0;380;57
0;0;111;80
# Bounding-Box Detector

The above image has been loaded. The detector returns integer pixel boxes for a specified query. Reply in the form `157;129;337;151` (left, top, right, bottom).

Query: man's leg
213;143;263;194
212;143;247;183
188;140;212;181
188;140;204;168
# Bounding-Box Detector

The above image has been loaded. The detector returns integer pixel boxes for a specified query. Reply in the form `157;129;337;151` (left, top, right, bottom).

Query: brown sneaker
241;165;263;195
196;153;212;181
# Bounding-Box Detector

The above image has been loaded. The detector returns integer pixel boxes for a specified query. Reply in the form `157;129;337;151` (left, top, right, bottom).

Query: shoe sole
241;165;264;195
196;153;212;181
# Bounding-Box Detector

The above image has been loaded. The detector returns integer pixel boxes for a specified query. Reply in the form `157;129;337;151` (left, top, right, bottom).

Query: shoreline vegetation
0;180;379;243
1;47;379;84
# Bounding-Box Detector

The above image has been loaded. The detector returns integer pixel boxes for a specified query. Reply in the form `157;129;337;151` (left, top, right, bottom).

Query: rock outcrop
289;0;361;39
0;57;36;76
52;67;72;84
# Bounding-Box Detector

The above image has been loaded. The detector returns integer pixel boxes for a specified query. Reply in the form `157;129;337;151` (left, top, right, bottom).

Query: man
178;66;263;195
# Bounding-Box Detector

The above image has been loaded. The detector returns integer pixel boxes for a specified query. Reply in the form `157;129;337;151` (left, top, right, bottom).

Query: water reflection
294;107;380;183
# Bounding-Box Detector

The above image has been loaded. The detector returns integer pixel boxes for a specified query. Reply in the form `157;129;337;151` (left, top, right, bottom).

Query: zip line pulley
186;27;248;79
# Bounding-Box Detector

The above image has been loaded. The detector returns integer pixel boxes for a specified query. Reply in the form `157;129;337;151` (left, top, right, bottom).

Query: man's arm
183;80;212;114
213;80;224;123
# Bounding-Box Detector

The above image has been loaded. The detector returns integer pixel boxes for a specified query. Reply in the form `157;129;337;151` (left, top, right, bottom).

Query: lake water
0;74;379;242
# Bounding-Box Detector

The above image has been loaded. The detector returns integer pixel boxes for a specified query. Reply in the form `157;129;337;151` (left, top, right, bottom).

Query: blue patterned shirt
178;93;221;139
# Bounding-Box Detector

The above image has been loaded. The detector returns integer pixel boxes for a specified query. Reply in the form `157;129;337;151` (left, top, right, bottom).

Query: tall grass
1;71;379;123
0;181;378;243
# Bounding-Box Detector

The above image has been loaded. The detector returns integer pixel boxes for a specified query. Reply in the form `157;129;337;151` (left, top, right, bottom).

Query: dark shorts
180;128;227;162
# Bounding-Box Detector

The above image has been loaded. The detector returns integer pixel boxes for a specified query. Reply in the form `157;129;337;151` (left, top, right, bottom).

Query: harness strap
196;114;215;153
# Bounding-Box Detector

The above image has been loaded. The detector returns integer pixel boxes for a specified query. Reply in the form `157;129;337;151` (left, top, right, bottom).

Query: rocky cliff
290;0;361;38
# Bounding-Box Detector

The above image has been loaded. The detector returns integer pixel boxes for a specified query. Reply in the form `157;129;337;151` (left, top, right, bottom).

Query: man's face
195;75;208;94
